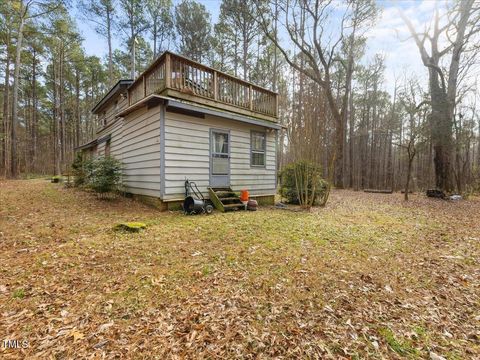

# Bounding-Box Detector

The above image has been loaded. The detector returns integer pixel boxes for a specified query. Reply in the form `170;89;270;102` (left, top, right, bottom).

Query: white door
210;129;230;187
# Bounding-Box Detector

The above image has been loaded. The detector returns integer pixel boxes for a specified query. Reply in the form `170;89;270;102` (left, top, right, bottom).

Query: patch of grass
12;288;26;299
201;264;214;276
413;324;427;338
379;327;419;358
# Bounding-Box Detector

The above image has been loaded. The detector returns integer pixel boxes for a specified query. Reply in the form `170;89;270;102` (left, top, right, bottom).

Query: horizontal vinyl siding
163;113;210;199
97;142;106;157
121;106;161;197
163;111;276;200
96;95;128;137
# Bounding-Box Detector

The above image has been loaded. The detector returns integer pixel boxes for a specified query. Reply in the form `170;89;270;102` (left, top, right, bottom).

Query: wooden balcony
127;52;278;122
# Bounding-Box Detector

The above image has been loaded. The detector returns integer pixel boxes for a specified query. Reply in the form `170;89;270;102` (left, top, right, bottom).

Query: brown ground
0;179;479;359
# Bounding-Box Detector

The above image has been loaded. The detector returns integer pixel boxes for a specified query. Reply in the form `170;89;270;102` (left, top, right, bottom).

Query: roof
75;134;111;151
91;79;133;114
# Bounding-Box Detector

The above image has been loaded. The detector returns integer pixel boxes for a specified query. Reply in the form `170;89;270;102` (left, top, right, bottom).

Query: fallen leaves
68;329;85;342
96;322;114;334
0;180;479;358
429;351;447;360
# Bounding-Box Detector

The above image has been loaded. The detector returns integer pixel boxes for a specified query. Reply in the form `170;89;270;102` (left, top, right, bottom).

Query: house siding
89;99;277;203
97;94;128;131
163;109;276;201
119;105;161;197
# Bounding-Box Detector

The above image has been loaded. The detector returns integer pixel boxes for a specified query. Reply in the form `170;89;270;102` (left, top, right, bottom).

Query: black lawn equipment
183;179;214;215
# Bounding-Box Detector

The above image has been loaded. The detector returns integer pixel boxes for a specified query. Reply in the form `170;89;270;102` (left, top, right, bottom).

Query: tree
174;0;212;62
78;0;116;85
0;1;110;177
215;0;260;80
112;37;152;78
23;27;45;172
0;1;14;176
118;0;148;79
259;0;377;187
400;0;480;192
339;0;376;187
398;78;428;200
10;0;60;178
145;0;174;58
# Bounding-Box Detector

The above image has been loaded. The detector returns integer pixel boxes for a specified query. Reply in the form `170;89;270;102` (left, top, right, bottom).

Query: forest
0;0;479;194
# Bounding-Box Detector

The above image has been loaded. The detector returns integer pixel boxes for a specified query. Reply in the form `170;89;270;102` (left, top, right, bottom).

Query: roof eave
91;79;133;114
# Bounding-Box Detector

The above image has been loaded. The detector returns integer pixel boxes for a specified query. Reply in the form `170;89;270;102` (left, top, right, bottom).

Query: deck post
213;71;218;100
249;85;253;110
165;53;171;88
274;93;278;117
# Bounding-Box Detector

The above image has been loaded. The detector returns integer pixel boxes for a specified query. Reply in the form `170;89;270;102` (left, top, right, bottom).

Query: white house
77;52;281;210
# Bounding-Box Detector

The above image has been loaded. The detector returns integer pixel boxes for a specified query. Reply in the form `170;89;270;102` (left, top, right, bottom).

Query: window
102;111;107;126
251;131;266;167
211;131;229;175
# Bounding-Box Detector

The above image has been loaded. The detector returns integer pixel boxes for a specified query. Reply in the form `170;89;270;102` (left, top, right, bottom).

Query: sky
71;0;473;96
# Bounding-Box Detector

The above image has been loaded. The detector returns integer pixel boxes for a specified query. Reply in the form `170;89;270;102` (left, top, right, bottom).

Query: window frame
210;129;230;176
250;130;266;168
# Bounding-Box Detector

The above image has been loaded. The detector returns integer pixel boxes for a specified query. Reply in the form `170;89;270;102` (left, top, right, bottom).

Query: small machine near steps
183;180;214;215
183;179;257;214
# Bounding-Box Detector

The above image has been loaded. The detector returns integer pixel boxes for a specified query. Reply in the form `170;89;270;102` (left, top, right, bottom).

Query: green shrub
71;152;87;187
279;160;330;207
85;156;122;197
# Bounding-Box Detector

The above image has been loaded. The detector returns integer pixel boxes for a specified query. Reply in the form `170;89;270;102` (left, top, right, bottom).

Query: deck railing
127;52;278;120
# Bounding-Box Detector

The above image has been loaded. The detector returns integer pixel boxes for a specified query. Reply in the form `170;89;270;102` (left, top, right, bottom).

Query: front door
210;129;230;187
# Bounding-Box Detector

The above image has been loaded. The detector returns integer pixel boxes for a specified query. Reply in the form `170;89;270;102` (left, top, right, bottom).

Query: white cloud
362;0;447;93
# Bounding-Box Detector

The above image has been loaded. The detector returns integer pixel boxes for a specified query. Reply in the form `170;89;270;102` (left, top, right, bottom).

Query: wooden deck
127;52;278;122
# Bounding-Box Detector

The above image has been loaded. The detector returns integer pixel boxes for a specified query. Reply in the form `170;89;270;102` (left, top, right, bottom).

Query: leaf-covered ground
0;179;479;359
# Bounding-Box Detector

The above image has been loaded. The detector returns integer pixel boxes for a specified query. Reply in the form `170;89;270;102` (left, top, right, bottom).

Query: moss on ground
113;222;147;232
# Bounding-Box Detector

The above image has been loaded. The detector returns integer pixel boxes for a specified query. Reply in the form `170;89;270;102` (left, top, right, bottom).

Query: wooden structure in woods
77;51;280;210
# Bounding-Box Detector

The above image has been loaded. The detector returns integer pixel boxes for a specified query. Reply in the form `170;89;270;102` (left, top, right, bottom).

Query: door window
212;131;229;175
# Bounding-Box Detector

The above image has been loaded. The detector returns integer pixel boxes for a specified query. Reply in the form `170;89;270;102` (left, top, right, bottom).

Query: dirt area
0;179;479;359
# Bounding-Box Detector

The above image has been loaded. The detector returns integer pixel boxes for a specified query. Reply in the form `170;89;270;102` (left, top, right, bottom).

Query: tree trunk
153;19;157;59
2;40;10;177
242;27;248;81
10;12;26;178
75;68;81;148
405;157;412;201
107;8;113;84
342;21;357;188
30;48;38;173
59;47;66;171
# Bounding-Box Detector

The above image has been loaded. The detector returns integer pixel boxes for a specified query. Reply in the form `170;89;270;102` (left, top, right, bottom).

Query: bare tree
398;79;428;201
259;0;376;187
400;0;480;192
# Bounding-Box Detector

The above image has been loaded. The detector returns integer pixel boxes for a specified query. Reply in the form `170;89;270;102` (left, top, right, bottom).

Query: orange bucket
240;189;249;202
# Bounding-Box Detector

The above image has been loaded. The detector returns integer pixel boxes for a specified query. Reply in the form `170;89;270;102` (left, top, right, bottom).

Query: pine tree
174;0;212;62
